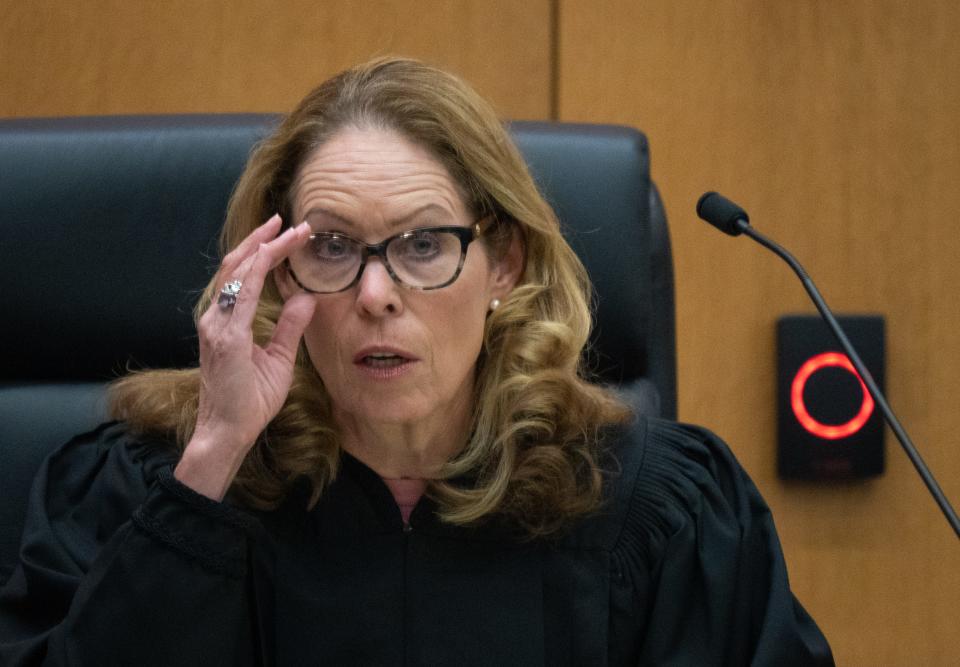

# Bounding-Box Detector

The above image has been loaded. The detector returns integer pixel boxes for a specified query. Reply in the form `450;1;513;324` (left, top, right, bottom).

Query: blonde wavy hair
111;57;631;537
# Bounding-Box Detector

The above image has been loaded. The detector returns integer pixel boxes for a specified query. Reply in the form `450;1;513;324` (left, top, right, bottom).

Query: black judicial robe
0;417;833;666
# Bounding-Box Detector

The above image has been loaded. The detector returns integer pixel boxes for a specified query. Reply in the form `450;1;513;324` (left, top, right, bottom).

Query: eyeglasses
285;222;485;294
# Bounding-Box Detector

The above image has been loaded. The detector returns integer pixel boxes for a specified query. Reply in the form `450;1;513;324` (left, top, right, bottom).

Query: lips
362;353;408;368
353;346;419;373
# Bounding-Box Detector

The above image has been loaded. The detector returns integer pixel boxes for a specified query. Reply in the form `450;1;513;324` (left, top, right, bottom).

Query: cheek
299;303;348;376
427;295;489;376
422;259;495;373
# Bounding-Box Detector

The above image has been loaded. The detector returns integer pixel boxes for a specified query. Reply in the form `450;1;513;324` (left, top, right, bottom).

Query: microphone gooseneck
697;191;960;540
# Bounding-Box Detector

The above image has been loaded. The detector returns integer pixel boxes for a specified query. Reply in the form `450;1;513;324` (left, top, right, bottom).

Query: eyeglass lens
287;228;468;292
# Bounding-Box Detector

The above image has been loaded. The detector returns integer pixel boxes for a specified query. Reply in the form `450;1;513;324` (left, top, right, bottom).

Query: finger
205;214;284;324
229;222;312;329
218;213;283;281
241;220;312;281
208;220;309;326
257;220;313;272
264;292;317;364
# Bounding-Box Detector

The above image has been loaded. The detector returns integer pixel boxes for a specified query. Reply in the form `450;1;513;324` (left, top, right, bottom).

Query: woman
0;58;833;665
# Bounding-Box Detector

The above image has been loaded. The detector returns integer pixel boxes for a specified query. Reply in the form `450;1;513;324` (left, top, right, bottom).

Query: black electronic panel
777;315;885;480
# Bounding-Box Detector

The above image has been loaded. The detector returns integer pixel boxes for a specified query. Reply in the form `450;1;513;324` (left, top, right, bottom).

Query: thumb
266;293;317;363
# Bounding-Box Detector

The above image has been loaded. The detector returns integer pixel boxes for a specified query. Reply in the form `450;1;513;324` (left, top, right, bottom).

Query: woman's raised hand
174;215;317;501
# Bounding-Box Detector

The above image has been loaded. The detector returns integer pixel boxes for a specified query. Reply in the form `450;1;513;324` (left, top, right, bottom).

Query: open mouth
353;347;418;377
361;353;411;368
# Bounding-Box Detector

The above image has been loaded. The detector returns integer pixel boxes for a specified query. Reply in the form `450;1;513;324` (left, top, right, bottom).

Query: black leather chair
0;115;675;585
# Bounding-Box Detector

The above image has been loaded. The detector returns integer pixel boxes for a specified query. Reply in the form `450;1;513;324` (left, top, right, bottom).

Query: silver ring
217;279;243;310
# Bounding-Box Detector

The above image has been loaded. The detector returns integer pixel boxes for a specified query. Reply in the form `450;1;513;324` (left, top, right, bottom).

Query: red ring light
791;352;874;440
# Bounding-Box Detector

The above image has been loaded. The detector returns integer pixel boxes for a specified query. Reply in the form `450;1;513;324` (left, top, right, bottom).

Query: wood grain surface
559;1;960;663
0;0;551;119
2;0;958;663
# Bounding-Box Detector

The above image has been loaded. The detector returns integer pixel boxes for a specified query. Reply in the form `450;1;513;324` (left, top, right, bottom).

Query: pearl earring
489;298;501;312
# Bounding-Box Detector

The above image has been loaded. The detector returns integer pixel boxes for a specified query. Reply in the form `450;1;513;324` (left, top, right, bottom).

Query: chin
337;394;435;426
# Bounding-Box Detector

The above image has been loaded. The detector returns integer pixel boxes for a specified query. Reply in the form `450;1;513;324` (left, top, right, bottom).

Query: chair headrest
0;116;675;418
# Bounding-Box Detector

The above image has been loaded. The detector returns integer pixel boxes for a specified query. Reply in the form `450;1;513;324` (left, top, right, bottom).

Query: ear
489;225;525;299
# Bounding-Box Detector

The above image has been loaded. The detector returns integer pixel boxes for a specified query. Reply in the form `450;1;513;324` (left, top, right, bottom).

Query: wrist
174;433;250;501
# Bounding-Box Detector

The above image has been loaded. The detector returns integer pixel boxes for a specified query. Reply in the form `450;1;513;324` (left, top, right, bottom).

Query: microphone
696;191;749;236
697;191;960;539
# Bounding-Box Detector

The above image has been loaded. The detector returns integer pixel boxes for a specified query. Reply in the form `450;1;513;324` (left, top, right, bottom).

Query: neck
335;406;471;479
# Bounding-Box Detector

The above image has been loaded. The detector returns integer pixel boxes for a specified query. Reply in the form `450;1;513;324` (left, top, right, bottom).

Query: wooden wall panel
0;0;551;120
559;1;960;663
4;0;959;662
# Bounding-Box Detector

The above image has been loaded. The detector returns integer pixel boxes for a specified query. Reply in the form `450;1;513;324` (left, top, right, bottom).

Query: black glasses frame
286;222;484;294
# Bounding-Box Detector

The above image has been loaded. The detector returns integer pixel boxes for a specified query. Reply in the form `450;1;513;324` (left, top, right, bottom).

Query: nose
354;256;403;317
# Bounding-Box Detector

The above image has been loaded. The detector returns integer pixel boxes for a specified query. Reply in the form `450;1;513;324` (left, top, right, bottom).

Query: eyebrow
301;204;457;231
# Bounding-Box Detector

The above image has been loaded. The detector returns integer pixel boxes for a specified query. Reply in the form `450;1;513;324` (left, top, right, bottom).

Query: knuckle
197;315;214;337
223;247;243;267
247;247;269;273
252;249;270;270
208;333;233;357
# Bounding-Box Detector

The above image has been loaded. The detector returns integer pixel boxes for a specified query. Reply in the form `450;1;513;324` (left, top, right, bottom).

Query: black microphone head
696;191;750;236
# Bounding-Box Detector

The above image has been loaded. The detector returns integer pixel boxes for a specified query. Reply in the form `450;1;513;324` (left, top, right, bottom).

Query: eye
310;234;356;261
396;230;443;261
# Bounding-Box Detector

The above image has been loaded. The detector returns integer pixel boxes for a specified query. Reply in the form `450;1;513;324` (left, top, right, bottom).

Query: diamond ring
217;279;243;310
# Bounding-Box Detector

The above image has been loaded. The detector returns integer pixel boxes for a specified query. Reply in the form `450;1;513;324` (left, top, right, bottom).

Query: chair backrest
0;115;675;584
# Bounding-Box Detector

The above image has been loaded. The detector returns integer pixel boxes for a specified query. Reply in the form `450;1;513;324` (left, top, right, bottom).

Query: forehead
291;126;470;227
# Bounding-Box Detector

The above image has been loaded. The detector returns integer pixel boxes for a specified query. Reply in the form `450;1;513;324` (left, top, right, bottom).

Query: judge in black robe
0;417;832;665
0;57;833;666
